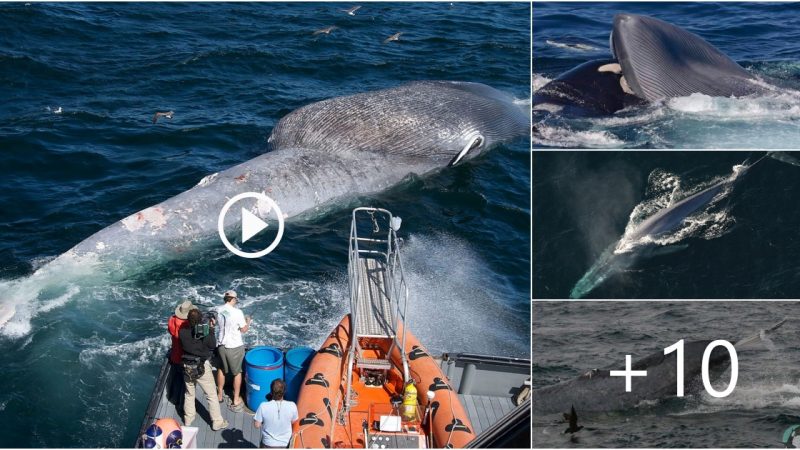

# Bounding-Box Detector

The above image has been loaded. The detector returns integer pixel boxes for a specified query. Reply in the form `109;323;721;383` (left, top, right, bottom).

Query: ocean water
0;2;530;447
532;2;800;148
533;302;800;448
533;151;800;299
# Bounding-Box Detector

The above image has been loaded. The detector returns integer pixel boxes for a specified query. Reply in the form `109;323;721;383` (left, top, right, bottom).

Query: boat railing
344;207;411;415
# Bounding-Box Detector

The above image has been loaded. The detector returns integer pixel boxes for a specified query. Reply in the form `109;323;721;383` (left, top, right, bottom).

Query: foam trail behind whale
0;81;529;336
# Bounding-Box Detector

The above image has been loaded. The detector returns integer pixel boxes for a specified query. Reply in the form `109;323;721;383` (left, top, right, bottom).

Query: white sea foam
545;39;600;52
532;73;551;92
674;382;800;415
667;92;800;120
533;124;624;148
0;252;102;339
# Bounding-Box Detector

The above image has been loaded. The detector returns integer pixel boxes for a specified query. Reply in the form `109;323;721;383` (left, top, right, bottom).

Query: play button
217;192;285;259
241;208;268;243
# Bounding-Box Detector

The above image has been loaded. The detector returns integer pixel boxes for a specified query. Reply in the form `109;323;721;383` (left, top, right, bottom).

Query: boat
136;207;530;448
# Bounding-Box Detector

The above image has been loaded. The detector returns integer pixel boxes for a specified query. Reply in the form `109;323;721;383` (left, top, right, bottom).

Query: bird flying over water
383;32;402;44
342;6;361;16
563;405;583;434
152;111;174;124
313;26;337;35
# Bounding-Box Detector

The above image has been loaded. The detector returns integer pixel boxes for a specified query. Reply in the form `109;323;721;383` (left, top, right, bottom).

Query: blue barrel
284;346;316;402
244;346;284;411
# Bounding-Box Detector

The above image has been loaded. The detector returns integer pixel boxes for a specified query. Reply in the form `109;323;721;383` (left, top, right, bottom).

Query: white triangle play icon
241;208;268;243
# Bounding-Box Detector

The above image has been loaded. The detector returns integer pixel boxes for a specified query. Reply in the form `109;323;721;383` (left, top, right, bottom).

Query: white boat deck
137;359;526;448
150;367;261;448
458;393;517;436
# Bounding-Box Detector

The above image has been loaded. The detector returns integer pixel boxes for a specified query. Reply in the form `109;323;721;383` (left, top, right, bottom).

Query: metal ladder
342;207;411;415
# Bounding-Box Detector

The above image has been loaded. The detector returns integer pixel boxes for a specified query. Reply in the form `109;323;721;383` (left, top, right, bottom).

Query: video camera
192;310;218;340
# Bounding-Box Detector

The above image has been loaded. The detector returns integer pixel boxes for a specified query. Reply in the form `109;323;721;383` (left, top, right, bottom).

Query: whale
533;319;785;415
569;159;761;299
0;81;529;333
611;13;763;102
534;13;764;117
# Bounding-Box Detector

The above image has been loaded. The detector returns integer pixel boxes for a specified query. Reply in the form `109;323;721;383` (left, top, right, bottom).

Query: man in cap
215;290;252;412
167;300;194;413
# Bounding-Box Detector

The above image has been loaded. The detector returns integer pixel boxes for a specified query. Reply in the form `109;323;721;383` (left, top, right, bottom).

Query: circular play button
217;192;285;259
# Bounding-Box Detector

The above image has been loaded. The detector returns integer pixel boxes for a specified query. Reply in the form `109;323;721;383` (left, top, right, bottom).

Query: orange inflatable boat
291;315;476;448
290;208;477;448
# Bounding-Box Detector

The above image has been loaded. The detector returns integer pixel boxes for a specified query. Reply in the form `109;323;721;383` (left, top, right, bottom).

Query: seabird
313;26;337;36
342;6;361;16
383;32;402;44
563;405;584;434
152;111;174;124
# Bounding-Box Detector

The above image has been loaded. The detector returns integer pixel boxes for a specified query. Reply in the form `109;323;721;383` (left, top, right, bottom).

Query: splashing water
534;71;800;148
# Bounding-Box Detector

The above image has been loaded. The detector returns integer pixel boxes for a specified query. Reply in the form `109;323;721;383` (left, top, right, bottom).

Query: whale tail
734;318;787;349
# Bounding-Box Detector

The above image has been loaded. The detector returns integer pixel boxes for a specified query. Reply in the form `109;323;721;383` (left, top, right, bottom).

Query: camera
192;310;217;340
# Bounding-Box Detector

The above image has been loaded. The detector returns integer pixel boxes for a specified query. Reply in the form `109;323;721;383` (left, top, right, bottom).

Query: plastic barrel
284;346;316;401
244;346;284;410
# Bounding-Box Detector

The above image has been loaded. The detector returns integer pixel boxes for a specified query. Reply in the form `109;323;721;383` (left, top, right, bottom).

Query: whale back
611;13;761;101
269;81;528;163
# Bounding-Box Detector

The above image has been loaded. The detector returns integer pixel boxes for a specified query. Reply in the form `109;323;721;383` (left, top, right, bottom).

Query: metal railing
343;207;411;414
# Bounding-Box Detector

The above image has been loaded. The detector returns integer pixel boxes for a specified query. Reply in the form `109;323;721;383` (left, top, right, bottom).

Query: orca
533;59;644;116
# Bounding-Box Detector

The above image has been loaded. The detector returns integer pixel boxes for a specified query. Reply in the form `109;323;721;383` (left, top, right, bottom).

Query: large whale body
534;13;764;116
533;320;784;415
0;81;529;333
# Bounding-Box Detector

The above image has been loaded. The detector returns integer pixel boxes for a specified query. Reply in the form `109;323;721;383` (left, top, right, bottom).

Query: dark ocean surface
533;302;800;448
533;2;800;148
0;3;530;447
533;151;800;299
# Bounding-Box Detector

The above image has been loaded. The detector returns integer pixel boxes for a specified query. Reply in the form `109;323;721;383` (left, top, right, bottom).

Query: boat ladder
343;207;411;416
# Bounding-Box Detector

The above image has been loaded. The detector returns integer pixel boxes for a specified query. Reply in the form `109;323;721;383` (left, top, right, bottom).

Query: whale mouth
450;134;484;166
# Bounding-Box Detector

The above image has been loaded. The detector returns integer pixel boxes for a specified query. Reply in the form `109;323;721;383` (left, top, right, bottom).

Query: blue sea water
0;2;530;447
533;2;800;148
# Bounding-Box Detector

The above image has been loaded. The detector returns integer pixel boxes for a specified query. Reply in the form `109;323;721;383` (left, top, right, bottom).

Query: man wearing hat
167;300;194;413
215;290;252;412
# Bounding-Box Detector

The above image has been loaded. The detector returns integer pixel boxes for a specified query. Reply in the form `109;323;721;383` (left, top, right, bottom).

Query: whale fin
611;13;762;101
735;318;787;349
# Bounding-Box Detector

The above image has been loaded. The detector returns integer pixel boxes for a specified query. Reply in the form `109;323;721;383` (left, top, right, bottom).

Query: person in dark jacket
179;308;228;431
166;300;193;413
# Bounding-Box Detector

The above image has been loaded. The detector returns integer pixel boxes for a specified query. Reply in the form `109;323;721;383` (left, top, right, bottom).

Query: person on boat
214;290;252;412
253;379;298;448
166;300;194;414
180;308;229;431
